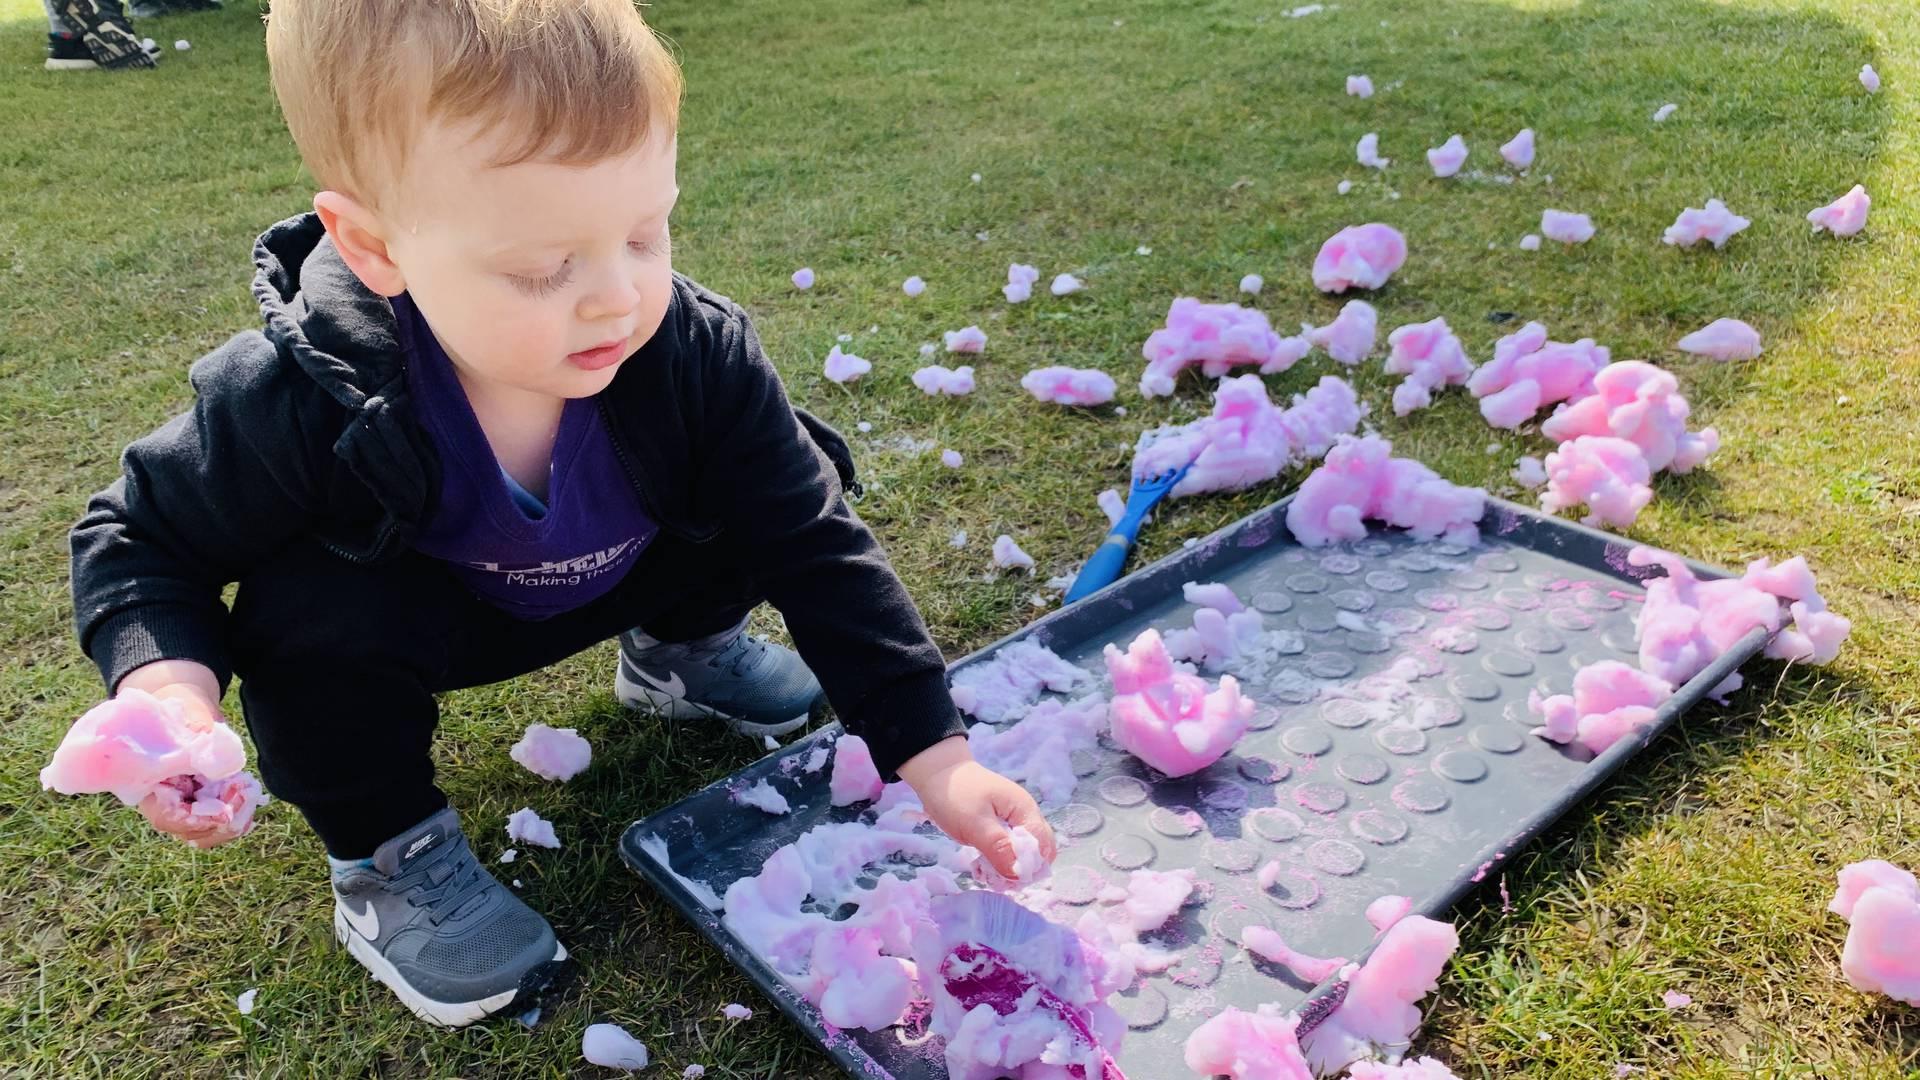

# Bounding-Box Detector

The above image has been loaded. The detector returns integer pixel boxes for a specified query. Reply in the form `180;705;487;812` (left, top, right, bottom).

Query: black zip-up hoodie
68;213;964;777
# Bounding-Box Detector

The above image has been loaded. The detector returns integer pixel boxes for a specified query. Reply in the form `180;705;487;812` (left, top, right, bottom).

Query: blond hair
266;0;682;209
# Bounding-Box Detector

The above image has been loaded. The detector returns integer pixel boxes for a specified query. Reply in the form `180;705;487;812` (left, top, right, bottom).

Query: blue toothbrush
1063;457;1197;604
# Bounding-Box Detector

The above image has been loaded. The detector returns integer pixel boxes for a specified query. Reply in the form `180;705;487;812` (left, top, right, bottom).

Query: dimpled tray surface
620;496;1764;1078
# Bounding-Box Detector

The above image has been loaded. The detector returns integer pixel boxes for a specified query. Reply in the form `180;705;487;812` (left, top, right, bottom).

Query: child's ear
313;191;406;297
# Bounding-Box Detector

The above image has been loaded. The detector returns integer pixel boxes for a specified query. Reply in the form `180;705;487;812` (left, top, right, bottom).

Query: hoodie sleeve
696;309;965;780
70;332;330;696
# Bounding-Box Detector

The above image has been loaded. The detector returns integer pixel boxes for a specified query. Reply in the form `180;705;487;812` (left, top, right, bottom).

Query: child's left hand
898;736;1056;881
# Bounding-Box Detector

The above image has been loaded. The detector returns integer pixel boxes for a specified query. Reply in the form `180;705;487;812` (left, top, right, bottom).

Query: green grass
2;0;1917;1075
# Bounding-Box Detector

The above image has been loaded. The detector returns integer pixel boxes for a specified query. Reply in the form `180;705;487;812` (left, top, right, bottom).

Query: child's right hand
115;661;252;848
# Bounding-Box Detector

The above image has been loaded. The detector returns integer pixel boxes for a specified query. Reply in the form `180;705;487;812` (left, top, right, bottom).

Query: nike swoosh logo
636;668;687;699
341;900;380;940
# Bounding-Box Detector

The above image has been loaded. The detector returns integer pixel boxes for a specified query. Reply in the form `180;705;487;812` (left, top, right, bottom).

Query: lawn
1;0;1916;1076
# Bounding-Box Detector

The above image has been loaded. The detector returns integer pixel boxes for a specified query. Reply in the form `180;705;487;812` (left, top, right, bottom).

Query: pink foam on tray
1165;605;1267;671
968;694;1109;808
733;780;791;816
1807;185;1870;237
1828;860;1920;1006
1383;317;1475;416
1103;628;1253;778
1306;300;1379;366
1299;915;1461;1074
1183;1005;1313;1080
1528;660;1676;755
912;364;976;396
1131;374;1365;499
829;734;886;806
1541;209;1596;244
1630;546;1850;698
945;326;988;353
1540;361;1719;475
1022;366;1118;406
509;722;592;782
1662;198;1750;248
822;345;871;384
1285;434;1486;548
1426;135;1468;178
1348;1058;1463;1079
1538;435;1654;529
1313;224;1407;293
1004;263;1040;303
1467;322;1609;429
1241;925;1348;983
811;926;916;1030
1500;128;1536;169
949;639;1093;723
1676;318;1763;361
1183;581;1244;613
1139;297;1308;397
1365;895;1415;932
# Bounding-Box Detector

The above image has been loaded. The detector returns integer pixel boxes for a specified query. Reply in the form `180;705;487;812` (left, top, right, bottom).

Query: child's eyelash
510;237;669;296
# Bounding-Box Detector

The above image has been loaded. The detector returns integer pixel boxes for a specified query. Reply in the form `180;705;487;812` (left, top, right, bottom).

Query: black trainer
616;621;825;739
55;0;155;69
331;807;573;1027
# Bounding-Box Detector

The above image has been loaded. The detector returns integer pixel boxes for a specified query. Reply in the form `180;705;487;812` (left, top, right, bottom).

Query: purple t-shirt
393;294;658;619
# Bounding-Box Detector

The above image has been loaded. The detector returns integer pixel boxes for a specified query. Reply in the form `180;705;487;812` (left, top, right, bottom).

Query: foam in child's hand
1426;135;1468;177
1299;915;1461;1074
1241;925;1348;983
1541;361;1719;475
1828;860;1920;1005
1528;660;1675;755
1538;435;1654;529
1356;132;1390;170
829;734;885;806
1347;74;1374;98
823;345;871;384
1500;128;1536;169
967;824;1051;890
1807;184;1870;237
1541;209;1595;244
582;1023;650;1070
912;364;976;396
1307;300;1379;366
993;534;1036;571
1285;434;1486;548
1313;224;1407;293
509;722;592;782
1383;317;1475;417
733;780;791;816
1183;1005;1313;1080
1662;199;1750;248
1676;318;1763;361
1103;628;1253;777
1140;298;1307;396
944;326;988;353
1022;366;1117;406
505;807;561;848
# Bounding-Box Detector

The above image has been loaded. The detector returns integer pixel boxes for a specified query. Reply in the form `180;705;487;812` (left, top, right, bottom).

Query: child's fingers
992;784;1058;862
972;821;1022;879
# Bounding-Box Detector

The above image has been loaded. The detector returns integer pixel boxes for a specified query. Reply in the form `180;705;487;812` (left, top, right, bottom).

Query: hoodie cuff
84;605;232;698
845;669;969;782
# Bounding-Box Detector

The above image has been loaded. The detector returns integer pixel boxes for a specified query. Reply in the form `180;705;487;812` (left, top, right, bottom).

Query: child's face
384;123;680;403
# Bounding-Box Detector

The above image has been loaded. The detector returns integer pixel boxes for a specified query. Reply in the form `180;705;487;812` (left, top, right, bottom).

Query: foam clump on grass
1140;298;1308;396
1132;374;1365;499
1676;318;1763;361
1662;199;1750;248
509;722;591;781
1807;185;1870;237
1539;435;1653;528
1383;317;1474;417
1829;860;1920;1006
1021;366;1116;405
1313;223;1407;293
912;365;975;396
1469;322;1608;429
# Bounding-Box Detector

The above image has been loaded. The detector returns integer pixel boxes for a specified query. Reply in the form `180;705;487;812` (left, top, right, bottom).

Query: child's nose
578;267;641;322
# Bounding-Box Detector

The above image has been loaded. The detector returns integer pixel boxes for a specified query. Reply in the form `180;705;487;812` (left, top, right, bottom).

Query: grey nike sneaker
331;807;572;1027
615;623;825;738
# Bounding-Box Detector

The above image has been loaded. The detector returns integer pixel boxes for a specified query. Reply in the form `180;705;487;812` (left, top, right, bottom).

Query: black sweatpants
227;530;763;859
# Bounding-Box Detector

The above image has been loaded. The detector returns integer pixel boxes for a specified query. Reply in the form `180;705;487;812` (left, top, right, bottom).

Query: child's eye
630;234;671;258
510;260;573;297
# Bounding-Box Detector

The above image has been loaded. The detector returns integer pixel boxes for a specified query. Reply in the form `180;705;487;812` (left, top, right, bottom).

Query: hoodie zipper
598;397;711;544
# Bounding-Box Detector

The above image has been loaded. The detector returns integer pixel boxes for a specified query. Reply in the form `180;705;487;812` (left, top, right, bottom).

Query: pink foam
721;1003;753;1020
1285;434;1486;548
950;639;1093;723
1662;990;1692;1009
733;780;791;816
1347;74;1374;98
1313;224;1407;293
1132;374;1366;499
1676;318;1762;361
1357;132;1390;169
506;806;561;848
993;535;1036;571
1512;455;1547;489
829;734;886;806
1098;488;1128;526
1468;323;1608;429
791;267;814;290
1103;628;1253;777
1540;361;1719;475
1426;135;1468;178
140;773;266;848
945;326;988;353
1241;925;1348;983
1527;660;1675;755
41;690;245;805
1165;606;1267;670
913;364;976;396
968;694;1109;808
811;927;916;1030
1538;436;1654;529
1022;366;1117;406
1662;199;1750;248
1183;581;1244;614
1183;1005;1313;1080
1140;297;1308;396
1004;263;1040;304
1628;546;1850;692
1299;915;1461;1074
942;448;964;469
1365;894;1415;932
1829;860;1920;1005
509;722;592;782
1240;273;1265;296
823;345;871;384
1307;300;1379;365
1500;128;1536;169
582;1023;650;1070
1052;273;1086;296
1350;1060;1462;1079
1807;185;1870;237
1541;209;1595;244
1384;317;1475;417
1860;64;1880;94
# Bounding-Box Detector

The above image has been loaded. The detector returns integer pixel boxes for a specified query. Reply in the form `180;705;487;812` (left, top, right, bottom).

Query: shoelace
680;631;766;677
390;834;493;927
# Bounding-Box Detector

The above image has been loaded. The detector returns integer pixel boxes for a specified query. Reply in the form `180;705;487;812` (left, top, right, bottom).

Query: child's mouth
567;340;628;371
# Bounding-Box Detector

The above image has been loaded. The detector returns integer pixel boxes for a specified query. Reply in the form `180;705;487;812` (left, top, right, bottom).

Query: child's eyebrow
480;191;681;261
